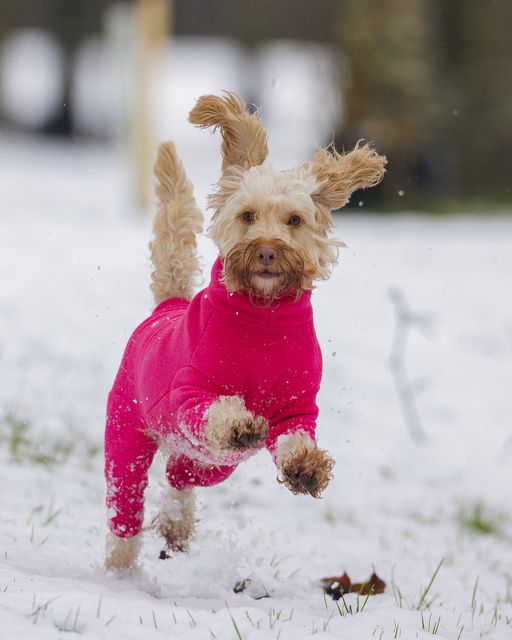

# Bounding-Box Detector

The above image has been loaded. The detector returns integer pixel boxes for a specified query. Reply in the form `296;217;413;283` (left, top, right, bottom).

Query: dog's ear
310;142;387;211
188;91;269;172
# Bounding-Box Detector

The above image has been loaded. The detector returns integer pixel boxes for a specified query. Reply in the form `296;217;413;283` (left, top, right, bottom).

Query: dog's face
209;162;337;299
189;92;387;302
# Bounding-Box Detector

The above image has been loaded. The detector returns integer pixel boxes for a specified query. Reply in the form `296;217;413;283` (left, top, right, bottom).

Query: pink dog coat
105;257;322;537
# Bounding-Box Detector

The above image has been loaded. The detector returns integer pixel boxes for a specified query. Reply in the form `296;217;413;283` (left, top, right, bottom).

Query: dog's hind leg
150;142;203;304
155;486;196;557
104;394;158;570
105;532;142;570
156;453;238;556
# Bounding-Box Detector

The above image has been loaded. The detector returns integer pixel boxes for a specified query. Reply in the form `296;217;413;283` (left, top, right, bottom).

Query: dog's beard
222;240;311;304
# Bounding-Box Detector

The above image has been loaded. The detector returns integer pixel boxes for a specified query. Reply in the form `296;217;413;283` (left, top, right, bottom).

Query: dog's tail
150;143;203;304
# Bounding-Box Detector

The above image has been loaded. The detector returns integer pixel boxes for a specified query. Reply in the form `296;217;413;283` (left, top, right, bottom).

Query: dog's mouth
249;270;290;304
222;240;310;304
255;269;281;280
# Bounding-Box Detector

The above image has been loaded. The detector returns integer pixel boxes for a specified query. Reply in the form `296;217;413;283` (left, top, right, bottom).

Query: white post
133;0;171;211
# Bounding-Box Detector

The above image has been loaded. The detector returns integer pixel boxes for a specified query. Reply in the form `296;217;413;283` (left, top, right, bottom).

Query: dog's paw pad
229;430;261;448
282;468;319;493
279;447;335;498
228;416;269;450
297;472;319;492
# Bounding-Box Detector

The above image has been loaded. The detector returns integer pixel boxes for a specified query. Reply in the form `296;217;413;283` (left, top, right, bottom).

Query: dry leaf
320;570;386;600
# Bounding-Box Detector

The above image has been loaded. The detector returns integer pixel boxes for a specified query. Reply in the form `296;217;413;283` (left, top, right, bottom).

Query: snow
1;136;512;639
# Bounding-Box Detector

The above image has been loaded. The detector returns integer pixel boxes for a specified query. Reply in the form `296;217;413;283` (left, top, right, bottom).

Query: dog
104;92;386;569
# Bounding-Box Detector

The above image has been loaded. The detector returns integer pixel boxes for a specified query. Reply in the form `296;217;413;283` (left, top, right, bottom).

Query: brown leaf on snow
320;571;352;600
351;572;386;595
320;571;386;600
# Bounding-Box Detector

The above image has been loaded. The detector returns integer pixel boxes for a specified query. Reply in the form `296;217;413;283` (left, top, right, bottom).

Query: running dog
104;92;386;569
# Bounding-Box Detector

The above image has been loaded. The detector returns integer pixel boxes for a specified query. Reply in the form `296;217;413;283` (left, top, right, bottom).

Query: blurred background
1;0;511;213
1;5;512;636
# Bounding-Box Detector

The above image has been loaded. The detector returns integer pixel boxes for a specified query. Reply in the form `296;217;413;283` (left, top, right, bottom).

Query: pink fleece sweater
105;257;322;537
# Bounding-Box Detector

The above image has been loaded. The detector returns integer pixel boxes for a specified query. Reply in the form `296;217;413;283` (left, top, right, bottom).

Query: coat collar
203;256;313;327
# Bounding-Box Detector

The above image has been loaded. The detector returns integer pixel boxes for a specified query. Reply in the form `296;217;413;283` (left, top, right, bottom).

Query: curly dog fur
105;91;386;569
274;431;335;499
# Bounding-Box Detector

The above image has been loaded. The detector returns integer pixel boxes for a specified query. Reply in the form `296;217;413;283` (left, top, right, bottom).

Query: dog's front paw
275;433;335;498
205;396;268;452
228;415;269;450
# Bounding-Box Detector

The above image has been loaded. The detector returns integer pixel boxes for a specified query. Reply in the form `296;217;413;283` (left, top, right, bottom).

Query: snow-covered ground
1;136;512;639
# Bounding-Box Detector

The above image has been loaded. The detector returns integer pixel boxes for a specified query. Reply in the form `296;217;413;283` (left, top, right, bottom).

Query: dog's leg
204;396;269;452
105;532;142;570
274;431;335;498
104;393;158;570
155;486;196;557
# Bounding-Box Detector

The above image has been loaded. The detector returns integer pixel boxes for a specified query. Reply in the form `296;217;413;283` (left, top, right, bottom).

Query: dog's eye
241;211;255;223
287;215;301;226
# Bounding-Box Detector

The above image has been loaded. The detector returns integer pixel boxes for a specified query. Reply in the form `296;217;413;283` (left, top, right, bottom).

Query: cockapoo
104;92;386;569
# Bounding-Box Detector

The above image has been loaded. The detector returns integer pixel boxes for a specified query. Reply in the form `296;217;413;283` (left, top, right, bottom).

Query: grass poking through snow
417;558;444;610
0;411;100;468
458;503;508;537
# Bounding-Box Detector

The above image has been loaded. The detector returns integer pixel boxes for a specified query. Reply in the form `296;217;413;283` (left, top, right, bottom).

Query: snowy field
1;136;512;639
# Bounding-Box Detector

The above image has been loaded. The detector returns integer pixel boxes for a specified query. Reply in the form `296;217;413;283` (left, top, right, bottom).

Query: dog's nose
256;246;278;266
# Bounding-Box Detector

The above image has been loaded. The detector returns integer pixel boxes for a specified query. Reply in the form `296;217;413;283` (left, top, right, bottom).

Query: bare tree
388;287;433;443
